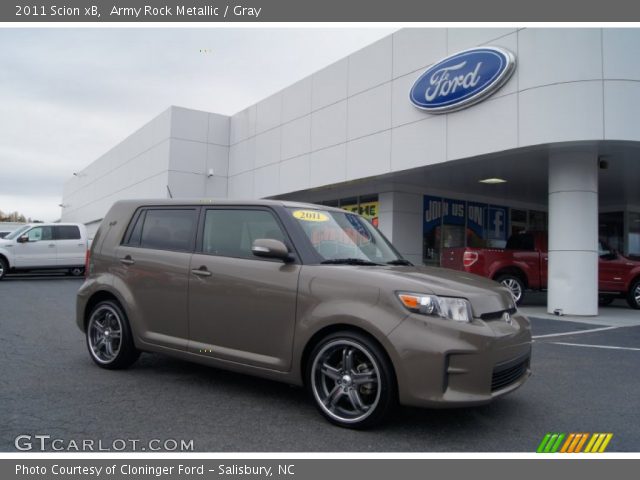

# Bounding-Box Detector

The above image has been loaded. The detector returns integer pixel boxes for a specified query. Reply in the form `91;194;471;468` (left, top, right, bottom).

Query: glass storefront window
628;212;640;259
599;211;624;254
320;195;380;228
529;210;548;231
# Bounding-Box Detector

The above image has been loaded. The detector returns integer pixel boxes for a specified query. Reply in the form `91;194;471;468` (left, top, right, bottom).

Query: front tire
307;331;396;429
0;257;7;281
496;274;525;305
627;280;640;310
86;300;139;369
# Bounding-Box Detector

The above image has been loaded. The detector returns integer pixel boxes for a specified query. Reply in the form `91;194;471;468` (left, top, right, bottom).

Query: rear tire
627;280;640;310
86;300;139;369
496;274;525;305
306;331;396;429
0;257;7;281
68;267;84;276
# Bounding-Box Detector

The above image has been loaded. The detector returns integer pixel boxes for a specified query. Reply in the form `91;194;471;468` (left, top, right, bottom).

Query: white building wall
167;107;229;198
61;108;173;228
62;107;230;234
62;28;640;246
226;28;640;199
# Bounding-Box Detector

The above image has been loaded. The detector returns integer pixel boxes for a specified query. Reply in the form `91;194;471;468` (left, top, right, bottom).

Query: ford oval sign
409;47;516;113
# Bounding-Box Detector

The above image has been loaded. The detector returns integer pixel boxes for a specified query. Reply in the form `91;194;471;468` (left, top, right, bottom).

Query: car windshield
5;225;30;240
288;207;405;265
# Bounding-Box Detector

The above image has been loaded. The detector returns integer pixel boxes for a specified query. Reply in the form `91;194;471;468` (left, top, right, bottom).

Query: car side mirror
17;235;29;243
251;239;291;262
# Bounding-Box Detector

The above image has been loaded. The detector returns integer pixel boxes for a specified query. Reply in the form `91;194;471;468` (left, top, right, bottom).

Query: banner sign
424;195;508;241
424;196;443;233
342;201;379;227
467;201;487;237
488;206;508;241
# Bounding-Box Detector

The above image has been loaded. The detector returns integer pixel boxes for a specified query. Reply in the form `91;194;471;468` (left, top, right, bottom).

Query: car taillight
85;249;90;277
463;251;478;268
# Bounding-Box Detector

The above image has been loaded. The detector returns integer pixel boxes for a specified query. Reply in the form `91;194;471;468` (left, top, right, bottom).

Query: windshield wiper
386;259;414;266
320;258;381;266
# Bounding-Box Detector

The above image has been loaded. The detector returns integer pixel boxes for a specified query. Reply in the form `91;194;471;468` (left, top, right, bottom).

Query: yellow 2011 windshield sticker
293;210;329;222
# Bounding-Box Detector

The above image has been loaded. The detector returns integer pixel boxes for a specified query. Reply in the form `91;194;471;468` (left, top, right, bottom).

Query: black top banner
3;0;640;22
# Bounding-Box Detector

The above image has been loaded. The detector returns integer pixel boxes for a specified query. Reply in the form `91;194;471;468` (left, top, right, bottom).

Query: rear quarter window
55;225;81;240
136;209;198;252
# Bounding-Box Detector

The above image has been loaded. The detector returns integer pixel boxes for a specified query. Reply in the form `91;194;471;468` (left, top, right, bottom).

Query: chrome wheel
500;277;523;303
629;281;640;310
87;305;123;364
310;339;381;425
0;258;6;280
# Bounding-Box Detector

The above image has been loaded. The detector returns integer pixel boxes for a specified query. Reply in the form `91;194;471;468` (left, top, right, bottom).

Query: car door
114;207;198;351
187;207;300;371
54;225;86;267
14;226;57;268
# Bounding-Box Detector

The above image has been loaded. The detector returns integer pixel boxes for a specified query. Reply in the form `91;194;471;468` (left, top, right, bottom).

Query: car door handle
191;267;212;277
48;244;56;248
120;256;135;265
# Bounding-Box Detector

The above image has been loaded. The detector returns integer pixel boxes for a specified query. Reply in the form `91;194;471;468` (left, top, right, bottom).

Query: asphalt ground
1;276;639;452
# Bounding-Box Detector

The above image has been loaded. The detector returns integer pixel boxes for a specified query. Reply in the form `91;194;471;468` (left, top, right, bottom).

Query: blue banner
487;206;508;241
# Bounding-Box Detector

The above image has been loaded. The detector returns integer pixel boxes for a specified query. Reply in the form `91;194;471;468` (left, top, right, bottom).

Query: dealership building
62;28;640;316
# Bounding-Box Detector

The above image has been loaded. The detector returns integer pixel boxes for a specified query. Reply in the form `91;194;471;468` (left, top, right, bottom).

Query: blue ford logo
409;47;516;113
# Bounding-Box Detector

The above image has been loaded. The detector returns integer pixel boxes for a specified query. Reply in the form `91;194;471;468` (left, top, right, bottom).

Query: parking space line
549;342;640;351
532;326;619;339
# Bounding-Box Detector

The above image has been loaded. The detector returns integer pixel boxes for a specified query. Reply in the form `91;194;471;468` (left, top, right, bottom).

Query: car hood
341;264;515;317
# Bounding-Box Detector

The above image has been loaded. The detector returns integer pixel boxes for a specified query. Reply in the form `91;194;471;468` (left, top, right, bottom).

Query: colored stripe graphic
539;433;613;453
585;433;614;453
537;433;565;453
536;434;551;453
560;433;575;453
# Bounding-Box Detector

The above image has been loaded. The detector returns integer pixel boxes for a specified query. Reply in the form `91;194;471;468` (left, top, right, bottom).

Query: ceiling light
479;178;507;184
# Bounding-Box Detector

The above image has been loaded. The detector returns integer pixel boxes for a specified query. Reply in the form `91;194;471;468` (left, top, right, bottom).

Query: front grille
491;354;530;391
481;307;517;321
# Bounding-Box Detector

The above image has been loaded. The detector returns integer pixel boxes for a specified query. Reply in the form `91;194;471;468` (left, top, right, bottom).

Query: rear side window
125;209;198;252
54;225;81;240
201;209;286;259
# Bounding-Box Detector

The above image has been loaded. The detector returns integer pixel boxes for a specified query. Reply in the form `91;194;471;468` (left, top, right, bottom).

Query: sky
0;27;395;222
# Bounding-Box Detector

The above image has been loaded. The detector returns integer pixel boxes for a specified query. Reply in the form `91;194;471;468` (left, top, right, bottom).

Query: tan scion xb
77;199;531;429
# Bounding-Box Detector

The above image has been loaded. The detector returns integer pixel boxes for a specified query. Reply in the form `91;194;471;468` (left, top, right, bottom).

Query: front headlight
397;292;473;323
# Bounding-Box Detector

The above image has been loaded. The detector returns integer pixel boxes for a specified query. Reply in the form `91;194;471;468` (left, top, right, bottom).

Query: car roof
111;198;347;213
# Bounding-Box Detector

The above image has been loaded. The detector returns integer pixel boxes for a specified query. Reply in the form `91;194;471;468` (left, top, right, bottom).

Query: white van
0;223;88;280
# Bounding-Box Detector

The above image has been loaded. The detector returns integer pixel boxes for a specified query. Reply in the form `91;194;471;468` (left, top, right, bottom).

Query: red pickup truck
441;231;640;309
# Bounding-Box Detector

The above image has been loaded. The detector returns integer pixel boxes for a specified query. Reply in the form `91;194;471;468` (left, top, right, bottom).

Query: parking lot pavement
1;278;639;452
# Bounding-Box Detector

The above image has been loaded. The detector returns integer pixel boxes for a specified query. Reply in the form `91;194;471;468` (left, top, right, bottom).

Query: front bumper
387;311;532;408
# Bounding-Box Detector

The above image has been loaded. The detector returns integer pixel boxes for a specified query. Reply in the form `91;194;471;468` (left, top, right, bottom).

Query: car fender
0;246;14;267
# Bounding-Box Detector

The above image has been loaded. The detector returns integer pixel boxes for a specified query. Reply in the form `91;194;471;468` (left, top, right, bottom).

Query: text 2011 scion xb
76;199;531;428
